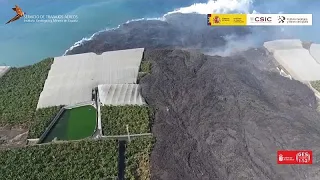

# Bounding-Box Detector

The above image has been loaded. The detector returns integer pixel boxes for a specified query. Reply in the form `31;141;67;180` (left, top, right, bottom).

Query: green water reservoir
42;105;97;143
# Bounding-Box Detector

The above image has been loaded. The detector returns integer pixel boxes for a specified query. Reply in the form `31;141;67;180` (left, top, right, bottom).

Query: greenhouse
310;43;320;64
263;39;303;53
273;48;320;81
37;48;144;109
98;84;146;106
0;66;10;78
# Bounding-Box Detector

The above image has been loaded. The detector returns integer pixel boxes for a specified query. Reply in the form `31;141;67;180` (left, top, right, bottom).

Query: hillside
66;13;254;55
140;49;320;180
0;58;53;127
0;46;320;179
0;52;154;179
0;59;54;149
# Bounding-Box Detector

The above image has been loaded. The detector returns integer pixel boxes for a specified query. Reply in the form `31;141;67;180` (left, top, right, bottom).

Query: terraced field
0;140;118;179
0;54;155;179
28;106;62;139
311;81;320;92
0;58;53;127
101;105;151;136
126;136;155;179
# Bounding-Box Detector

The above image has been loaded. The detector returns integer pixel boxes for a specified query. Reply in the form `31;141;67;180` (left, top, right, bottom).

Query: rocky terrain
66;13;279;55
140;49;320;180
0;126;28;150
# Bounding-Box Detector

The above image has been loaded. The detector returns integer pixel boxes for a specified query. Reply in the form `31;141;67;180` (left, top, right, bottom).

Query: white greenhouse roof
37;48;144;108
0;66;10;79
98;84;146;106
273;48;320;81
310;43;320;64
263;39;303;53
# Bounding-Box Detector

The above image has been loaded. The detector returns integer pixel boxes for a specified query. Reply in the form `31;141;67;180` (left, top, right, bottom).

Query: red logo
277;150;312;164
214;16;220;23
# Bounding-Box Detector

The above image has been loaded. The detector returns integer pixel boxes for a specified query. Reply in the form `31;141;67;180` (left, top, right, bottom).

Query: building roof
37;48;144;108
310;43;320;64
273;48;320;81
263;39;303;53
98;84;145;105
0;66;10;79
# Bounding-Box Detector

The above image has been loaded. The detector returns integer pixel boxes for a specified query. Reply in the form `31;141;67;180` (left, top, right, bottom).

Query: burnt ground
140;49;320;180
66;13;278;55
0;126;28;150
65;12;319;180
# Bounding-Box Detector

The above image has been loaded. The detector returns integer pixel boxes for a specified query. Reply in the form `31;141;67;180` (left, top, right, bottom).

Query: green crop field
0;58;53;127
0;57;156;179
312;81;320;111
0;139;118;179
137;61;152;83
101;105;151;136
140;61;152;74
28;106;62;139
126;136;155;180
311;81;320;92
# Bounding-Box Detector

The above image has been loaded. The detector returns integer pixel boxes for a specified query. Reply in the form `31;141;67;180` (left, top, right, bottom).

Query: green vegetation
101;105;151;136
313;81;320;112
0;58;53;127
311;80;320;92
28;106;62;139
140;61;152;73
137;72;147;84
0;57;156;179
42;105;97;143
126;136;155;180
0;139;118;179
138;61;152;83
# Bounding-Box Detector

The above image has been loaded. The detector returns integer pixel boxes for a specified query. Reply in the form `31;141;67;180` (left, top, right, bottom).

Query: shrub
0;58;53;127
0;139;118;179
126;136;155;180
140;61;152;73
101;105;151;136
137;72;148;84
28;106;63;139
311;81;320;92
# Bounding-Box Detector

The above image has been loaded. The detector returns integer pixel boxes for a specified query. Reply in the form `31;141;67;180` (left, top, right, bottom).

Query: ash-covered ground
66;13;282;56
140;49;320;180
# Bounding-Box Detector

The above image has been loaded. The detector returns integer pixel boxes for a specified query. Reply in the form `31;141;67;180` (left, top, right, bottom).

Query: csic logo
278;16;285;23
214;16;220;23
251;16;272;22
